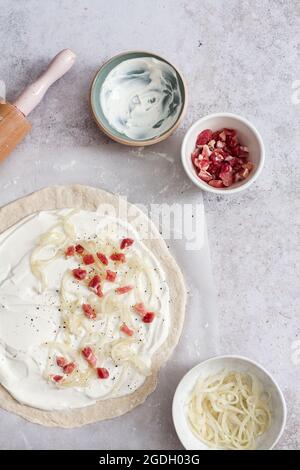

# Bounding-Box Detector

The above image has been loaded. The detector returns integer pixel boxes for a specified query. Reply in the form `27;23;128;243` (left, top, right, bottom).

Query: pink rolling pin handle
13;49;76;117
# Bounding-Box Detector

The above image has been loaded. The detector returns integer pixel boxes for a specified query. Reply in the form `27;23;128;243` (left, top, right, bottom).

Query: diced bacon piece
208;179;224;188
89;276;103;297
211;151;224;164
120;323;134;336
201;144;211;159
193;158;202;169
142;312;155;323
106;270;117;282
229;145;239;157
82;347;97;367
110;253;125;263
97;367;109;379
134;302;147;316
65;245;75;257
120;238;134;250
198;170;213;182
88;275;101;289
72;268;87;280
235;145;248;157
218;130;226;141
209;164;221;177
197;152;206;161
216;140;225;148
96;285;103;298
224;128;236;136
97;252;108;265
56;356;67;368
243;161;254;171
82;303;96;320
196;129;213;146
83;254;95;265
212;131;220;141
214;147;228;157
208;162;222;178
229;145;239;156
221;162;231;173
52;375;63;383
116;285;133;295
240;167;250;179
82;346;92;358
198;159;210;171
192;154;201;169
220;166;233;187
227;134;238;147
75;244;84;254
233;170;242;181
191;148;200;160
230;158;243;170
63;362;76;374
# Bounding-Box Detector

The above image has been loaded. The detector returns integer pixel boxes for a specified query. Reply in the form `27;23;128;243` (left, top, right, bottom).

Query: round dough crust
0;185;186;427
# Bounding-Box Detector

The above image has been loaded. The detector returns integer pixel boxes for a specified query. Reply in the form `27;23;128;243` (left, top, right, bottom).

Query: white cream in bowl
100;57;182;140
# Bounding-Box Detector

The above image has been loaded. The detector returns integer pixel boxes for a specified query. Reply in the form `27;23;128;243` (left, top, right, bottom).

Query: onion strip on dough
30;210;157;391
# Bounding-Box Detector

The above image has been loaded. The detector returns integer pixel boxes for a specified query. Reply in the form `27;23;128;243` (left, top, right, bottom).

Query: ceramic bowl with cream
181;113;265;194
90;51;187;146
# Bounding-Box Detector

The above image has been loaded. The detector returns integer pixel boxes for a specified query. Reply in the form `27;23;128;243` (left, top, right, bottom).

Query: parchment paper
0;146;217;449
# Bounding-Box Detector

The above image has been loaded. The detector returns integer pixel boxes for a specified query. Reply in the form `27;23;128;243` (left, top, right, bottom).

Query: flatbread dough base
0;185;186;428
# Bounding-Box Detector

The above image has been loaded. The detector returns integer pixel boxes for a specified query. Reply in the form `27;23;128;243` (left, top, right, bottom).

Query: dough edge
0;184;186;428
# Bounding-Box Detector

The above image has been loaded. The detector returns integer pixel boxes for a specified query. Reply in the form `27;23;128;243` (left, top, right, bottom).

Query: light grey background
0;0;299;450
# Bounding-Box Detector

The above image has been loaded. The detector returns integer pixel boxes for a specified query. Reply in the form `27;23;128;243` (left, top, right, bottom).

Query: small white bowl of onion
172;355;287;450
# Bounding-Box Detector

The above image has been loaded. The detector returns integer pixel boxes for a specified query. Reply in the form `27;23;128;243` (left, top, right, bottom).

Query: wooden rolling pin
0;49;76;162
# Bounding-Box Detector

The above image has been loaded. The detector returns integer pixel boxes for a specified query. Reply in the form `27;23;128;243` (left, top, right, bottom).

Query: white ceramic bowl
181;113;265;194
172;355;287;450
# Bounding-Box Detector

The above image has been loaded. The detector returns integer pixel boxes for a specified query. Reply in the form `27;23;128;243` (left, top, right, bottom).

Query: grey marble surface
0;0;299;450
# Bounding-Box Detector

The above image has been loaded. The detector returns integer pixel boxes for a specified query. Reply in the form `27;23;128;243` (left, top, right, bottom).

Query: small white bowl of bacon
181;113;265;194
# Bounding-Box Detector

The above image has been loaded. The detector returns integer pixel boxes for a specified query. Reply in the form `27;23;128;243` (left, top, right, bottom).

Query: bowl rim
89;50;188;147
172;354;287;450
181;112;265;194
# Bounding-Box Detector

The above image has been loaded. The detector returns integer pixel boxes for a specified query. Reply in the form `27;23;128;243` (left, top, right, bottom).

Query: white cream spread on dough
100;57;182;140
0;210;170;410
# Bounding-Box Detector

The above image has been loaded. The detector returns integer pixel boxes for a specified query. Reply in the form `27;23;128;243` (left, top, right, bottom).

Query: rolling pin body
0;102;31;162
0;49;76;162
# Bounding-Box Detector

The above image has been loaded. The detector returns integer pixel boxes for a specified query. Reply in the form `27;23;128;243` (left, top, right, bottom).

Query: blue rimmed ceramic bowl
90;51;187;146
